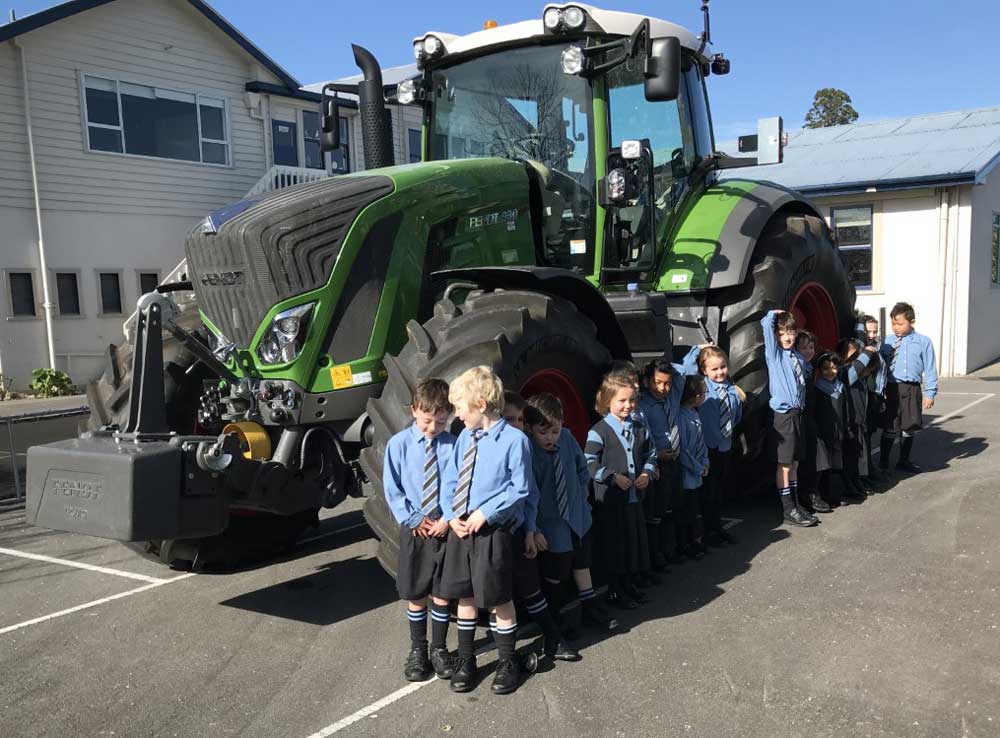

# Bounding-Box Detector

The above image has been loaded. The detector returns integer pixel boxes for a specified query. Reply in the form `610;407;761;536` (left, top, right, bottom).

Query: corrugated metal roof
719;106;1000;194
302;64;419;97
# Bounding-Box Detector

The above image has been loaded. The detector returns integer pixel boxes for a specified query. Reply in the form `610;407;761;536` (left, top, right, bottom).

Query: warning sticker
330;365;354;389
570;239;587;254
671;274;689;284
353;370;373;385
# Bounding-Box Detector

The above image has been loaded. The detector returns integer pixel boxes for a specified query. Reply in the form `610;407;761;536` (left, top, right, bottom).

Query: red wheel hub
790;281;839;351
520;368;590;445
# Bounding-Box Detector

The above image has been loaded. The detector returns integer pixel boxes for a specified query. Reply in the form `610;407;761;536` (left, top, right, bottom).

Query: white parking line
0;573;194;636
927;393;994;426
0;546;170;583
298;520;370;546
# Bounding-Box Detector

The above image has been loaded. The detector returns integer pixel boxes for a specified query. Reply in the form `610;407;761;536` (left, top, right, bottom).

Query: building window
56;273;81;316
99;272;123;314
992;212;999;286
832;206;873;290
408;128;422;163
83;75;229;165
271;119;298;166
138;271;159;296
8;272;36;316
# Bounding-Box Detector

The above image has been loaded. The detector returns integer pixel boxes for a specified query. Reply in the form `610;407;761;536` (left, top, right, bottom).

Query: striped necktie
451;430;482;517
420;437;440;517
694;418;707;461
665;402;681;453
717;384;733;438
791;355;805;405
622;421;633;444
552;446;570;520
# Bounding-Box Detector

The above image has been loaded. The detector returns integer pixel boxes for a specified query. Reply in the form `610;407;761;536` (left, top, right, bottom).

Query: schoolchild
524;393;617;637
794;331;826;514
585;371;658;610
761;310;816;527
677;376;710;553
499;390;579;665
381;378;458;682
637;357;687;568
438;367;532;695
688;345;745;546
878;303;938;474
862;316;891;486
811;353;865;507
838;338;879;496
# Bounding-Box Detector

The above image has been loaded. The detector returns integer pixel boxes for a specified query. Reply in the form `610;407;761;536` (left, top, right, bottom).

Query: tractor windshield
429;44;596;272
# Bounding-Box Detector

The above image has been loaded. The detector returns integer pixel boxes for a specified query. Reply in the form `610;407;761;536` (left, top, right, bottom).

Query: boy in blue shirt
878;302;938;474
439;366;532;695
382;378;458;683
761;310;817;527
524;393;617;636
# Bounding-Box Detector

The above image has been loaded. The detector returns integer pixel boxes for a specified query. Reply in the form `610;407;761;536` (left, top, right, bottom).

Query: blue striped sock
430;602;450;649
456;618;477;659
494;622;518;661
578;587;596;601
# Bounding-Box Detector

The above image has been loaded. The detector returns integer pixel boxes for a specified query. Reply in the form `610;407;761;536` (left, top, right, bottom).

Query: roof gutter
13;37;56;370
797;172;977;198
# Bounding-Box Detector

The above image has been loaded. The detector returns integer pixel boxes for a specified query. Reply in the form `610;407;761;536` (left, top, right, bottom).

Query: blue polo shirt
529;428;592;553
678;405;709;489
382;423;457;529
440;418;531;527
881;331;938;399
761;310;808;413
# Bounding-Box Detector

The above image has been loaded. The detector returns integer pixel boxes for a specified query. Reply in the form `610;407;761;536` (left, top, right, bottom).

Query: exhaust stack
352;44;395;170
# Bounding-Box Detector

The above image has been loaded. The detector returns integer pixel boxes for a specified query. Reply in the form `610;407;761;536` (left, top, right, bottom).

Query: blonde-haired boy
438;366;533;695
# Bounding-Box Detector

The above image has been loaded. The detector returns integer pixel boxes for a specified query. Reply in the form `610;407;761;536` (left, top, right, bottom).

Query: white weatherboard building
0;0;421;390
726;108;1000;376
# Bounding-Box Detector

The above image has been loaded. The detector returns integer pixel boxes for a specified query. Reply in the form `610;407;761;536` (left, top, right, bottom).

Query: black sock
779;487;795;514
494;622;517;662
900;434;914;462
879;435;894;467
523;589;561;645
430;602;450;650
456;617;476;660
407;607;427;650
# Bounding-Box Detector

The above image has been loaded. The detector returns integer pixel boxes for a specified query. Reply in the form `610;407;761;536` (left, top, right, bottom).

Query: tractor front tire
360;290;613;578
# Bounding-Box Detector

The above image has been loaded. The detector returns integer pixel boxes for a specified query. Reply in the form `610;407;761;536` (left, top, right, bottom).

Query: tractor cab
392;3;734;289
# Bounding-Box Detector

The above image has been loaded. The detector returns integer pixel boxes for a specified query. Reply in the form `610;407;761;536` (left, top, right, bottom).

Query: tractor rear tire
710;211;855;478
360;290;613;579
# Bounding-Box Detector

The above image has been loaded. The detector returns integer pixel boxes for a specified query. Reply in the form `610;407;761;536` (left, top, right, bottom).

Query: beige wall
968;166;1000;372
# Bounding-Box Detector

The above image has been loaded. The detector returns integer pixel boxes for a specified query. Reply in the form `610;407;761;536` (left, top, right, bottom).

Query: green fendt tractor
26;2;853;572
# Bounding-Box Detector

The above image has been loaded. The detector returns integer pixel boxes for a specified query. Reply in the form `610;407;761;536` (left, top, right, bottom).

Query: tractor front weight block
26;433;229;542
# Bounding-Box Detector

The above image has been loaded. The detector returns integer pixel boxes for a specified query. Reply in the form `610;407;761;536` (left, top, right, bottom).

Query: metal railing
245;164;330;197
0;405;90;507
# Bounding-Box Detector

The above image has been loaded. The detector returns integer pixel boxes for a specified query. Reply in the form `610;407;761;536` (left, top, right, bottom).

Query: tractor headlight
607;168;628;202
543;5;587;33
397;78;417;105
423;35;444;57
208;328;236;364
561;45;584;75
257;302;315;365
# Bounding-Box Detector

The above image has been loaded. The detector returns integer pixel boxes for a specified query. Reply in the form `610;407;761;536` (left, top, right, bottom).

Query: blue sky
9;0;1000;138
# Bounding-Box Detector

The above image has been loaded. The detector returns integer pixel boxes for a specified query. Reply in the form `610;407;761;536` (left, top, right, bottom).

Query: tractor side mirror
320;84;341;154
644;37;681;102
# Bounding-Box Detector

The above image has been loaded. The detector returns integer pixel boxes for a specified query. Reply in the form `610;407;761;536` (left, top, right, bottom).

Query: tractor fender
432;266;631;360
659;178;826;292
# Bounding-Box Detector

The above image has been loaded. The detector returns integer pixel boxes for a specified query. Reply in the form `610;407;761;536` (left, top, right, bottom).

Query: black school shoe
544;638;582;662
809;492;833;513
681;544;705;560
607;588;639;610
623;582;650;604
703;530;727;547
896;460;923;474
783;507;818;527
429;647;455;680
450;655;478;693
651;551;671;571
404;646;434;682
717;529;738;544
582;600;620;631
491;657;522;695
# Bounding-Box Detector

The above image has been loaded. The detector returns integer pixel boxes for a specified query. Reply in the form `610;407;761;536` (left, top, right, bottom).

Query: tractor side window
685;64;715;157
605;62;696;277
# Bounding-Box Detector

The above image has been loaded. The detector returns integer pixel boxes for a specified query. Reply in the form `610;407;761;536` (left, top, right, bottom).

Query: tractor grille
185;175;394;346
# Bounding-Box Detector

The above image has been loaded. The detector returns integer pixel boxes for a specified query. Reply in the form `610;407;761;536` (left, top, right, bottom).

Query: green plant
0;374;13;401
30;368;73;398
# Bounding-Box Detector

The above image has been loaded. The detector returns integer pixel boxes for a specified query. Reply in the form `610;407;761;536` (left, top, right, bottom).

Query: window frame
52;269;84;318
95;269;126;317
831;204;875;292
80;72;232;168
4;269;39;319
991;211;1000;287
136;269;160;298
407;128;422;164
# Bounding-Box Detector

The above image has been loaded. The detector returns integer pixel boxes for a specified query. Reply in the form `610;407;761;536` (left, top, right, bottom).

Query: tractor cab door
601;60;698;286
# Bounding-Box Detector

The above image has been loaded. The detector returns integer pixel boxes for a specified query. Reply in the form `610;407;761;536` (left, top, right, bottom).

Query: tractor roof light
397;78;418;105
561;45;585;75
414;34;446;69
543;5;588;34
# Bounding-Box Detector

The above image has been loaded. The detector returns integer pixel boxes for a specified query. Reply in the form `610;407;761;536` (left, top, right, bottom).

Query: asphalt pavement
0;379;997;738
